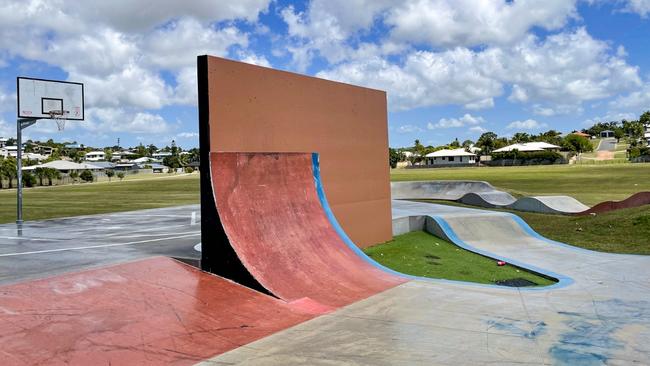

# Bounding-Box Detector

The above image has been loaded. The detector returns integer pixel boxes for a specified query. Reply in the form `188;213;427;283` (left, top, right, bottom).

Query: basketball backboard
17;77;84;120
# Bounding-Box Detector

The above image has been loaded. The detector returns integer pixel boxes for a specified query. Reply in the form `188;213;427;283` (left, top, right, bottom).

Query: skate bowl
459;191;517;207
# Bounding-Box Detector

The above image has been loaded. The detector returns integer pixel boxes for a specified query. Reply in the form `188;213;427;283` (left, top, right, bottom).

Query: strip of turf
363;231;556;287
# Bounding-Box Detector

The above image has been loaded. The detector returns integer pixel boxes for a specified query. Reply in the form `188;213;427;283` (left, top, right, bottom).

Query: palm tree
1;158;17;189
34;167;47;186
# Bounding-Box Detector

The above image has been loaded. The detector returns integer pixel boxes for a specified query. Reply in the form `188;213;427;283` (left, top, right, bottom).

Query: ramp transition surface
210;152;406;308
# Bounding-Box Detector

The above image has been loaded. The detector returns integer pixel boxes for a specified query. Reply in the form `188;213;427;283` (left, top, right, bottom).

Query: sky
0;1;649;149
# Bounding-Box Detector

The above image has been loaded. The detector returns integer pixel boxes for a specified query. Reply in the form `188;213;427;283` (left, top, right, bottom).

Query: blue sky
0;1;649;149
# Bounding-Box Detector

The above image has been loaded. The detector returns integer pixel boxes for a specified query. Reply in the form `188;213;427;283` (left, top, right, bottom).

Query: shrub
23;172;37;187
185;167;194;174
79;170;94;182
489;150;564;165
117;172;125;181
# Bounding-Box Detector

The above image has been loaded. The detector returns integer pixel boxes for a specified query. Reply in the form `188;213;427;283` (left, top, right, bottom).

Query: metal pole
16;118;22;225
16;118;37;226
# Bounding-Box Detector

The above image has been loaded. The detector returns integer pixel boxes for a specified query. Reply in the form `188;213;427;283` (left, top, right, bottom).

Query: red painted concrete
0;257;312;365
576;191;650;216
210;152;406;308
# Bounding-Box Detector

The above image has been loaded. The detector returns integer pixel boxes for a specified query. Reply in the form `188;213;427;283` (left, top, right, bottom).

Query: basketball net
48;110;69;131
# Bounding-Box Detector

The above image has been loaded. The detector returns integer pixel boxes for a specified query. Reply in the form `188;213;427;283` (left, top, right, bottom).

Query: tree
147;144;158;157
69;170;79;183
34;167;47;186
563;135;593;154
45;168;61;185
639;111;650;125
510;132;531;144
79;170;94;182
1;158;17;188
104;148;113;161
105;169;115;182
461;139;474;149
476;132;498;155
622;120;644;140
22;172;37;187
117;172;125;181
388;148;403;169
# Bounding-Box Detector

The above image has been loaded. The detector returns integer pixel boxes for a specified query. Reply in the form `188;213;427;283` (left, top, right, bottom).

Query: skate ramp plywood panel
198;56;391;250
209;152;406;308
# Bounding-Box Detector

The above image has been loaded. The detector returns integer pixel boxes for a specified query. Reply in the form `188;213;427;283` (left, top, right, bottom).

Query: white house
152;151;172;159
493;142;560;153
424;148;477;166
0;137;7;148
84;151;106;161
644;123;650;144
22;160;104;174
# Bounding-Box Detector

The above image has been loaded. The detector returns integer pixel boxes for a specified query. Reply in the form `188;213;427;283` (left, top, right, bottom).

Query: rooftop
425;148;476;157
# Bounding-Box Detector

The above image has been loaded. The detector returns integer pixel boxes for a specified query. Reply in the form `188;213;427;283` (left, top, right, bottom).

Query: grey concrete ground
205;200;650;365
598;138;617;151
0;205;200;285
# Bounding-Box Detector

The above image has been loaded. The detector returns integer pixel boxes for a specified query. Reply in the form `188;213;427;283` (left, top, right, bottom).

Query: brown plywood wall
199;56;392;247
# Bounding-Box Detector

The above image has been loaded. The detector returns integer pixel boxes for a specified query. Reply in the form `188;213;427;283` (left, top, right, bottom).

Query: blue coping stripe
311;152;573;291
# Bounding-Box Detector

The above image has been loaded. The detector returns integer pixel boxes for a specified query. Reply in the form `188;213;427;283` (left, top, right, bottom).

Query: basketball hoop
48;110;69;131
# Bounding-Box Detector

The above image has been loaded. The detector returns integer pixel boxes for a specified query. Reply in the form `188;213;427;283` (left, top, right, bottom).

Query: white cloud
237;51;272;67
397;124;424;133
428;114;485;129
469;126;487;133
386;0;578;47
506;119;547;130
84;108;173;134
622;0;650;17
610;81;650;111
0;118;12;138
583;112;637;126
177;132;199;139
320;28;639;112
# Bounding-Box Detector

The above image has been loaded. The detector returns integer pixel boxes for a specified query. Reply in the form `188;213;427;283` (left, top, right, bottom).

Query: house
424;148;477;166
644;123;650;144
0;145;22;158
570;131;591;138
84;151;106;161
149;163;169;173
0;137;7;148
30;144;55;156
600;130;615;138
113;163;139;171
64;143;84;149
493;142;560;153
152;151;172;159
132;156;161;164
22;160;104;174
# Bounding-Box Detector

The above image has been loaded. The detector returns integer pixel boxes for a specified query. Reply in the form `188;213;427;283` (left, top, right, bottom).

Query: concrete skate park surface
2;156;650;364
206;200;650;365
391;180;650;215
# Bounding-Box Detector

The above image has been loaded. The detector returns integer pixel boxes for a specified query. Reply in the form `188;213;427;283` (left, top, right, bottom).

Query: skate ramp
210;152;406;308
459;191;517;207
511;196;590;214
579;191;650;215
391;180;497;200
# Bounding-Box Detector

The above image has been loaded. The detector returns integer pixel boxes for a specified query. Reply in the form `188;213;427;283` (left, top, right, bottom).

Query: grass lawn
364;231;556;286
418;200;650;254
391;164;650;205
0;174;199;223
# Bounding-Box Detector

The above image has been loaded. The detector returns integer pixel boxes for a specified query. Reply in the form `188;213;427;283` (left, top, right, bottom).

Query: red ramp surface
210;152;406;308
0;257;312;365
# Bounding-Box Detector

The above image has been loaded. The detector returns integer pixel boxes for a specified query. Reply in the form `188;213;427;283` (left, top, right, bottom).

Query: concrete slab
0;205;201;285
0;257;313;365
204;200;650;365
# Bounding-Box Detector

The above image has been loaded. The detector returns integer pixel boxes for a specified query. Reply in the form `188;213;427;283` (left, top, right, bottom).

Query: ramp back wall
198;56;392;275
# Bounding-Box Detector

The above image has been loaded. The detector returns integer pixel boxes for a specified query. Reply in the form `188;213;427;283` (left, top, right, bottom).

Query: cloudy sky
1;0;649;149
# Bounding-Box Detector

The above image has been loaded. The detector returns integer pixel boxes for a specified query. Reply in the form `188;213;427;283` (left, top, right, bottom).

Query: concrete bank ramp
391;180;498;200
511;195;590;214
458;191;517;207
391;180;593;215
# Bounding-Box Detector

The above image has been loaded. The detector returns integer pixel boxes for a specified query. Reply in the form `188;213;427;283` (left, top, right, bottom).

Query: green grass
418;200;650;254
391;164;650;205
0;174;199;223
364;231;556;286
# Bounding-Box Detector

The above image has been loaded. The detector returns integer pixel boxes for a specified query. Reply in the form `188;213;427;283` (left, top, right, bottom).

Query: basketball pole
16;117;38;226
